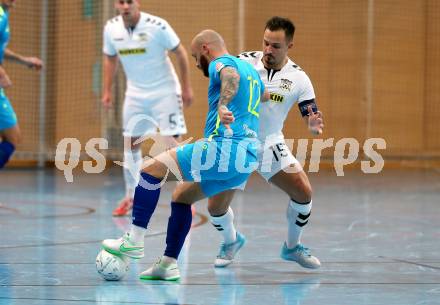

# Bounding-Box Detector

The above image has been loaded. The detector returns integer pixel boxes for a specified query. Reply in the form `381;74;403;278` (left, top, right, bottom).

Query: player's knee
9;136;20;147
3;130;21;147
288;177;312;204
140;160;160;178
171;188;194;205
299;181;313;203
207;191;234;216
207;203;217;216
207;201;229;217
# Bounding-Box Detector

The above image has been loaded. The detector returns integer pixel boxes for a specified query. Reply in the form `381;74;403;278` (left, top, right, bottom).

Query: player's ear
201;44;210;56
287;41;293;49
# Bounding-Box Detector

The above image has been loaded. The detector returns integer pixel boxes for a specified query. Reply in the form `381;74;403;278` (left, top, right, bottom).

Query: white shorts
257;140;302;181
123;92;187;137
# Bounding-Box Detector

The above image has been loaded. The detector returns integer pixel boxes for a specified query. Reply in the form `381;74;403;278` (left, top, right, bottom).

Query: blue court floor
0;167;439;305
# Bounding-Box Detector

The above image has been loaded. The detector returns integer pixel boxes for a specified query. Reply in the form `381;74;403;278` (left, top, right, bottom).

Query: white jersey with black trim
103;12;181;97
238;51;315;145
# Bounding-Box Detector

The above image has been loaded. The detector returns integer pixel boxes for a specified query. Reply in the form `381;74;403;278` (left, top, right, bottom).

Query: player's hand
182;87;193;108
262;89;270;103
101;92;112;109
24;57;43;71
218;104;234;127
307;105;324;135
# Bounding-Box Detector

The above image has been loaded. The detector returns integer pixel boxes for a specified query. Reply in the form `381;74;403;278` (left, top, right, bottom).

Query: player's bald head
191;29;225;51
191;30;228;78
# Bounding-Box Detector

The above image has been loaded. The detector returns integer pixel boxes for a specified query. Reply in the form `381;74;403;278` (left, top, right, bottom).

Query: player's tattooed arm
219;66;240;108
218;66;240;125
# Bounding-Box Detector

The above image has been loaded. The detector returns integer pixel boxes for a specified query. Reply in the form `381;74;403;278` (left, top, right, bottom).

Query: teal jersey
0;6;9;64
204;54;265;141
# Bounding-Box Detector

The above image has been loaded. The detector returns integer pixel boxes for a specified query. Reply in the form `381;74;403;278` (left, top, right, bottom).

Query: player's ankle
161;255;177;267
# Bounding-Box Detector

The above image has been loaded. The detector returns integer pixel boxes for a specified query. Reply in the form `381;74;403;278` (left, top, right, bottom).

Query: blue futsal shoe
281;242;321;269
214;232;247;268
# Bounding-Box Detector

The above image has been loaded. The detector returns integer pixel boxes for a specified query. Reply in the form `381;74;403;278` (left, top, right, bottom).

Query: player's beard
263;54;276;68
121;10;140;28
122;13;134;25
200;55;210;77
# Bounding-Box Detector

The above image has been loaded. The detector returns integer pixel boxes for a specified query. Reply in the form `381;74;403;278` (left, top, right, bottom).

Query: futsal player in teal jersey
102;29;267;281
0;0;43;168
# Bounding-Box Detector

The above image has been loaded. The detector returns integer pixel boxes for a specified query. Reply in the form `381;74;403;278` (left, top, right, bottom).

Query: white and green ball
96;249;129;281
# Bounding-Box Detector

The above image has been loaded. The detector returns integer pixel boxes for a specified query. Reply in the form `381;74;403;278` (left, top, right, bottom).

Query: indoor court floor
0;167;439;305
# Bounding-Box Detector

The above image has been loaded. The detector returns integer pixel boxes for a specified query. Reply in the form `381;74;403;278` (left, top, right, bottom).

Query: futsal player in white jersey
206;16;324;269
102;0;193;216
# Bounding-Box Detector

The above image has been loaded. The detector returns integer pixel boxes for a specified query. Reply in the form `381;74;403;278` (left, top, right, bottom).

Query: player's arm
4;49;43;70
218;66;240;126
171;43;193;107
262;89;270;102
298;99;324;135
101;54;118;109
297;73;323;135
0;65;11;88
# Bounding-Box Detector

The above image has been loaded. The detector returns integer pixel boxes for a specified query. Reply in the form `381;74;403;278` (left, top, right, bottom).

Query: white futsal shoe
139;256;180;281
102;232;144;259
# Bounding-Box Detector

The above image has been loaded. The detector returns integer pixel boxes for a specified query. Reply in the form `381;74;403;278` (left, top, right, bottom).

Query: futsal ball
96;249;129;281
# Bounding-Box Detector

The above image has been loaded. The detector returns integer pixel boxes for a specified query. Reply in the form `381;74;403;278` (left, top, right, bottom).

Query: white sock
123;149;142;198
286;199;312;248
209;207;237;244
129;224;146;244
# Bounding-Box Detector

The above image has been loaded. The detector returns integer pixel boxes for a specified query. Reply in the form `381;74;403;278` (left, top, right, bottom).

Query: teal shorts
0;94;17;130
176;138;259;197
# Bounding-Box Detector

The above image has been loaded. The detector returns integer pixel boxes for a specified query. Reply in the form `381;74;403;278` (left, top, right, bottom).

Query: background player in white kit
207;16;324;269
102;0;193;216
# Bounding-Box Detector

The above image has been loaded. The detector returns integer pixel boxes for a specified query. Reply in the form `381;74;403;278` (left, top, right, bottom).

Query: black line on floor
0;201;95;218
2;282;439;287
0;233;165;249
0;297;193;305
378;256;440;271
0;261;439;265
0;209;207;250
